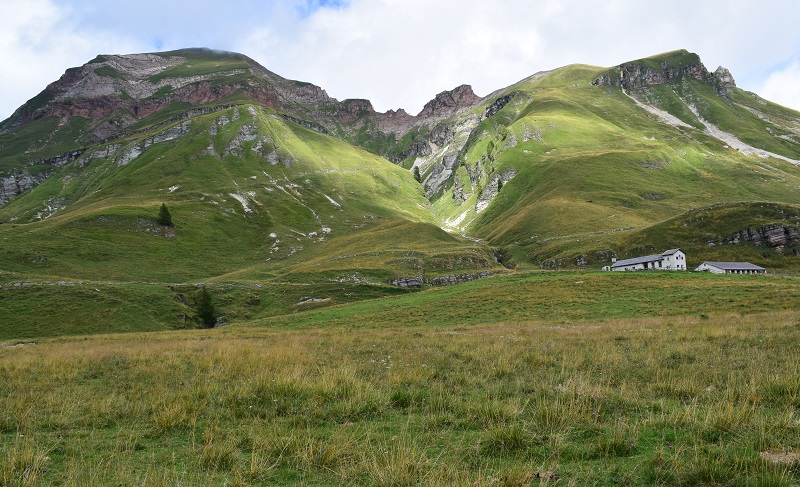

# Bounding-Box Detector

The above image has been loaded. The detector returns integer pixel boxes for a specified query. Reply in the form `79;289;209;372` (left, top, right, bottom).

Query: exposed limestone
117;120;191;166
475;170;516;214
484;93;516;118
452;177;467;206
282;115;329;134
0;149;90;206
716;224;800;253
426;271;492;286
92;144;121;160
522;126;542;142
713;66;736;97
1;172;49;206
143;120;191;149
390;271;494;287
225;124;259;157
592;58;711;90
417;85;481;118
26;149;87;168
391;275;423;288
419;115;482;197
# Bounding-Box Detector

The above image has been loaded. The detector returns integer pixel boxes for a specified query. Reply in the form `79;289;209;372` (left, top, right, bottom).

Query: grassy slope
0;105;490;281
0;104;498;337
2;272;799;485
432;53;800;268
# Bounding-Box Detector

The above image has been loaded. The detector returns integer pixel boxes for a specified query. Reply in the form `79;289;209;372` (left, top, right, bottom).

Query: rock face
0;49;325;139
416;85;481;118
0;48;488;171
390;271;494;287
713;66;736;97
0;149;88;206
391;276;424;288
1;172;49;206
592;58;712;91
719;224;800;254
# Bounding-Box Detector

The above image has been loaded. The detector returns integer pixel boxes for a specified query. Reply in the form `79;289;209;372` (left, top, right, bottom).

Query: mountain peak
591;49;717;91
416;84;480;118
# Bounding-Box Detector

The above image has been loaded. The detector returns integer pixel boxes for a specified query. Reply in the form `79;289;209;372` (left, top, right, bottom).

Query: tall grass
2;309;799;485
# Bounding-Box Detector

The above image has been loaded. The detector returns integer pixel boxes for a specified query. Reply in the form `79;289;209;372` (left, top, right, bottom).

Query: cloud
0;0;141;119
243;0;800;114
760;60;800;112
2;0;800;119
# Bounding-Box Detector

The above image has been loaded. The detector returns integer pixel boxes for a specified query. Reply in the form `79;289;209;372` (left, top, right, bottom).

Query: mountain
0;48;496;285
2;47;800;335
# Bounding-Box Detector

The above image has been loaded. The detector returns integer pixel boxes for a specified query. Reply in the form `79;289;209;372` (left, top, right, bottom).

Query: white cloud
242;0;800;114
2;0;800;119
0;0;141;120
760;60;800;112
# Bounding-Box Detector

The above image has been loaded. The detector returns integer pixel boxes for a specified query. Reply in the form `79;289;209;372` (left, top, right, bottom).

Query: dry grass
1;311;799;484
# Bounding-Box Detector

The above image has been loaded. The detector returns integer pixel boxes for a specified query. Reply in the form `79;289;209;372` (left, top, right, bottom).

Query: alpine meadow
1;47;800;485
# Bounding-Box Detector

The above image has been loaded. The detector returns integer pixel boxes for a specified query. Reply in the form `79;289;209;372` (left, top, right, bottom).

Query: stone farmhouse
694;261;766;274
611;249;687;271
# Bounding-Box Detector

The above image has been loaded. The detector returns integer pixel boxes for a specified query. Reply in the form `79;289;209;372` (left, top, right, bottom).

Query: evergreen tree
413;166;422;183
196;287;217;328
157;203;173;227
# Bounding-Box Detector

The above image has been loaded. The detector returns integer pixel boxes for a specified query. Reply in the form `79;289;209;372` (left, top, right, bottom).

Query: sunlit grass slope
0;104;494;284
433;51;800;267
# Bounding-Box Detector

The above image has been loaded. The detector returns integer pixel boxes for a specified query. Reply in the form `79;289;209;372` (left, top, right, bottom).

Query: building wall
695;262;725;274
612;263;646;272
662;251;687;270
695;263;766;274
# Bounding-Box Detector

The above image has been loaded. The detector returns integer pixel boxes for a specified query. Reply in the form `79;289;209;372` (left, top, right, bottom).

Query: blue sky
2;0;800;120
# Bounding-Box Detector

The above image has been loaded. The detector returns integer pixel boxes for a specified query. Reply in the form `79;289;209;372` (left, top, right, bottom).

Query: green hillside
0;102;497;333
424;51;800;269
2;48;800;336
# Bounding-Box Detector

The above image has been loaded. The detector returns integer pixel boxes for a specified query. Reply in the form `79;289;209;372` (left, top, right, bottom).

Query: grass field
2;271;800;485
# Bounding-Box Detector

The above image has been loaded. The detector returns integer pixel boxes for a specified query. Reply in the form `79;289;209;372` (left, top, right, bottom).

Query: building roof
698;261;765;271
612;248;684;268
612;253;664;268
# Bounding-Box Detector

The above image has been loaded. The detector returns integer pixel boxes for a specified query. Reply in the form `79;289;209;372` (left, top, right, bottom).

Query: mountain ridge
2;47;800;284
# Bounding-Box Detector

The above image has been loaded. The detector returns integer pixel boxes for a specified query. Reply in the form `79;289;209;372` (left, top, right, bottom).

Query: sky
2;0;800;120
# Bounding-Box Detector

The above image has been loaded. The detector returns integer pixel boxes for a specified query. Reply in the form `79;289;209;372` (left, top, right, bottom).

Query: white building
695;261;766;275
611;249;687;271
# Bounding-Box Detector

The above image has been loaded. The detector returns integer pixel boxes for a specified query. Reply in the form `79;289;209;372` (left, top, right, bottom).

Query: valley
2;47;800;485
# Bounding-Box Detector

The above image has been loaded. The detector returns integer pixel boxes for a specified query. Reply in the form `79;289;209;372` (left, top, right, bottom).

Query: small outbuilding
695;261;766;275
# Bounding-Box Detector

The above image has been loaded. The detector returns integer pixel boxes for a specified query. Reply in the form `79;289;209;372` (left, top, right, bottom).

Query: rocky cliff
590;50;735;96
0;48;487;170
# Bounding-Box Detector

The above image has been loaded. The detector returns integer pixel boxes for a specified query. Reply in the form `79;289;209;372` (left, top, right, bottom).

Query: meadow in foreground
2;298;799;485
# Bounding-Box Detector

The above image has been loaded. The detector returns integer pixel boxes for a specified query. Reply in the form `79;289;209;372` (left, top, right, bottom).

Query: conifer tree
413;166;422;183
196;287;217;328
157;203;173;227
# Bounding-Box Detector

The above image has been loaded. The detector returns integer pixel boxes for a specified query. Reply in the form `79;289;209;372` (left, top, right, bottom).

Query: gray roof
698;261;765;271
612;248;683;268
612;253;664;268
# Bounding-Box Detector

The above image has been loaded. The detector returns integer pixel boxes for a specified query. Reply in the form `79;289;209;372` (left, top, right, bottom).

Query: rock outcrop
390;271;494;287
0;148;89;206
592;58;712;91
717;224;800;254
713;66;736;97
